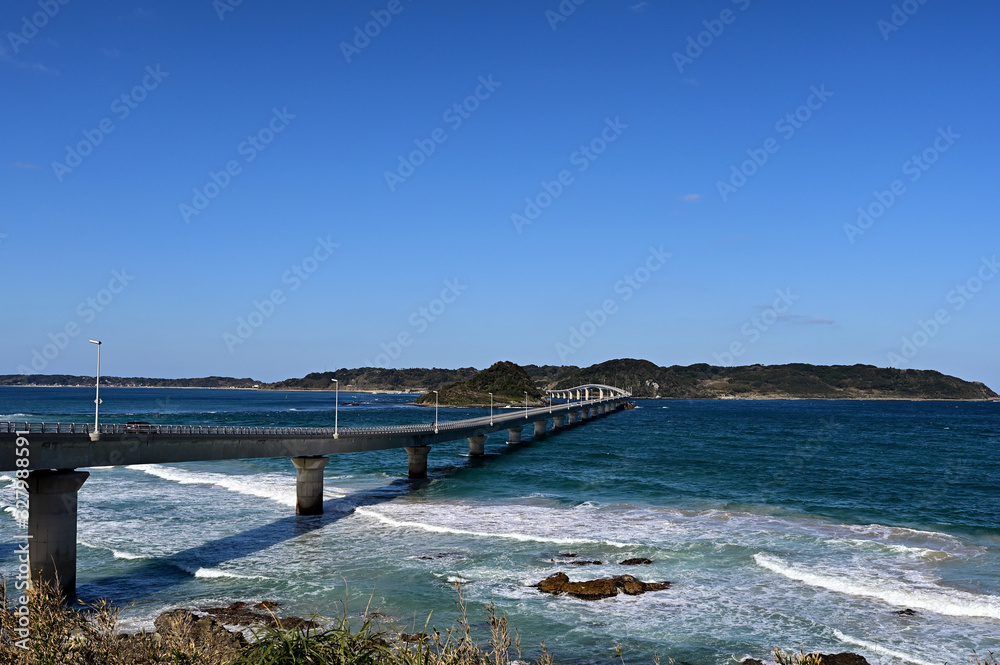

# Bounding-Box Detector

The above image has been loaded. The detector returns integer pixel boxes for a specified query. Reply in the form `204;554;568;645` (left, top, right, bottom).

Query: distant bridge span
0;387;631;596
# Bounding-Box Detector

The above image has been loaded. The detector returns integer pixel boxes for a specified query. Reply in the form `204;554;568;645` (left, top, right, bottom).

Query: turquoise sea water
1;387;998;664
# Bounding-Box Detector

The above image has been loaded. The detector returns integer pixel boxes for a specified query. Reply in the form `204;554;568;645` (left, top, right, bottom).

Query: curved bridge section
0;386;631;596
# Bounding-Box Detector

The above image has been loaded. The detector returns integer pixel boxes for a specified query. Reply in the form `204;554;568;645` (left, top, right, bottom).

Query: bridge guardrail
0;397;627;438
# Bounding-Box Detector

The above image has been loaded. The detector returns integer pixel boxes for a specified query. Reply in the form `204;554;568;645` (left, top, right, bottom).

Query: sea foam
754;553;1000;619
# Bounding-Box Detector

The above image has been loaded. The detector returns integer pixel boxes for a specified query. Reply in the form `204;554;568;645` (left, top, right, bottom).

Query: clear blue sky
2;0;998;389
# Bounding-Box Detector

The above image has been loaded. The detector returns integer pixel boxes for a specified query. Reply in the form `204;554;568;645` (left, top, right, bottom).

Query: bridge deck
0;396;628;471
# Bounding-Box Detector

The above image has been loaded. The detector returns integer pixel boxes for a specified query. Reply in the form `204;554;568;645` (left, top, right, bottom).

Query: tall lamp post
488;392;493;426
524;391;528;419
332;378;339;438
89;339;102;441
433;390;439;434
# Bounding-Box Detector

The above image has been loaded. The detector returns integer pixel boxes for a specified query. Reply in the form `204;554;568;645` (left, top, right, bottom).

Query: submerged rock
894;608;917;616
535;572;670;600
619;557;654;565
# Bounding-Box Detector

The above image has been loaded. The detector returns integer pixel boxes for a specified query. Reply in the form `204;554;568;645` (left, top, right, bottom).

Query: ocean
1;387;998;664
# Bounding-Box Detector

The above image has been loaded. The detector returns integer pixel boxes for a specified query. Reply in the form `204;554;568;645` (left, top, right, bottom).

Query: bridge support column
292;456;328;515
590;407;598;418
533;420;547;437
507;427;521;444
580;408;588;421
568;411;578;425
553;415;565;430
27;469;89;598
405;446;431;478
468;435;486;457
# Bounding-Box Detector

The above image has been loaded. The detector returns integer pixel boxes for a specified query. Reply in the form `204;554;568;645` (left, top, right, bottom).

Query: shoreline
1;384;995;402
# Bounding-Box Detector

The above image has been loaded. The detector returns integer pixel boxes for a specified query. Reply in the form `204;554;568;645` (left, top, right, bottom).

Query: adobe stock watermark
10;429;31;650
712;288;799;365
673;0;751;73
213;0;245;21
555;246;670;362
717;85;833;202
6;0;71;55
384;75;501;192
52;65;169;182
341;0;413;63
878;0;930;41
179;107;295;224
512;117;628;234
545;0;586;30
843;127;959;244
364;279;468;368
223;236;338;353
17;269;135;374
887;255;997;366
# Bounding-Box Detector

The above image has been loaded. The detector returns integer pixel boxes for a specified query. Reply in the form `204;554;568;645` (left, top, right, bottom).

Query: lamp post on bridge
433;390;439;434
488;392;493;426
332;378;339;439
88;339;102;441
524;391;528;419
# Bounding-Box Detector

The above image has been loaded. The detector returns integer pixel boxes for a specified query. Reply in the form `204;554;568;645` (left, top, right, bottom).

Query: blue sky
2;0;998;389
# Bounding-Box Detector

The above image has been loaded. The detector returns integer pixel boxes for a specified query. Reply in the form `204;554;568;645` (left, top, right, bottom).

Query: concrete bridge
0;386;630;596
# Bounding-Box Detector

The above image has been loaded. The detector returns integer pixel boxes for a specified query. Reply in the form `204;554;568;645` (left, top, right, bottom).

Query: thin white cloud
629;2;649;11
679;193;701;203
100;47;121;58
13;162;39;170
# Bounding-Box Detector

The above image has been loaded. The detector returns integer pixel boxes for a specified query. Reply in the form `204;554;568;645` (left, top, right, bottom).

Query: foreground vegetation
1;582;995;665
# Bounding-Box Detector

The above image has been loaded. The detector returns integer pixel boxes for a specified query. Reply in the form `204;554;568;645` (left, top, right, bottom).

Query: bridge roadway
0;385;630;596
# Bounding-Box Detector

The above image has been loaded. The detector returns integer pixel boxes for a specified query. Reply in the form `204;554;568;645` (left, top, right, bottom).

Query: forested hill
550;360;998;400
2;361;995;400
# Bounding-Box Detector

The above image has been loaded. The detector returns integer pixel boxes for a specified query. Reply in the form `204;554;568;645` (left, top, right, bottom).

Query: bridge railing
0;396;627;438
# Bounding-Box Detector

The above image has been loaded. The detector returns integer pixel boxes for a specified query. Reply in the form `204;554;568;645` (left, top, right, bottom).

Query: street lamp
488;392;493;426
89;340;101;441
524;391;528;419
332;378;339;439
433;390;439;434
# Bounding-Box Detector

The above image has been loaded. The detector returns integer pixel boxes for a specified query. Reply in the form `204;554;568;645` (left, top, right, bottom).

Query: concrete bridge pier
27;469;89;598
568;411;579;425
553;415;565;430
468;435;486;457
590;406;599;418
291;456;328;515
507;427;522;444
533;420;547;437
404;446;431;478
580;409;589;421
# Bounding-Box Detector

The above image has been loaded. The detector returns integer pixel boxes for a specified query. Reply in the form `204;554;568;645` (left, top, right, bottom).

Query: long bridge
0;384;630;596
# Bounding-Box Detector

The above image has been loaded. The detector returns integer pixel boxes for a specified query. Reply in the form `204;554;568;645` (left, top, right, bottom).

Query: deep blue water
2;387;998;664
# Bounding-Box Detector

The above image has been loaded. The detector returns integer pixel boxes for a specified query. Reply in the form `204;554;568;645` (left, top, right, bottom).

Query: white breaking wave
128;464;298;507
79;539;152;560
127;464;348;508
191;567;265;580
355;507;631;547
754;554;1000;619
833;630;939;665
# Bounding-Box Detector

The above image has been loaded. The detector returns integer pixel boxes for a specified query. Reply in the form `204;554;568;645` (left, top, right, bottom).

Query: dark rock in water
559;552;579;557
200;602;316;629
894;608;917;616
535;572;671;600
816;654;870;665
154;610;246;658
620;558;654;565
567;559;603;566
742;659;765;665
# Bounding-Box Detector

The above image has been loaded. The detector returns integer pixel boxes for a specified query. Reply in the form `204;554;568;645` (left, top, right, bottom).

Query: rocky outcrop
742;654;869;665
199;601;315;629
619;558;653;565
154;610;247;662
535;572;670;600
